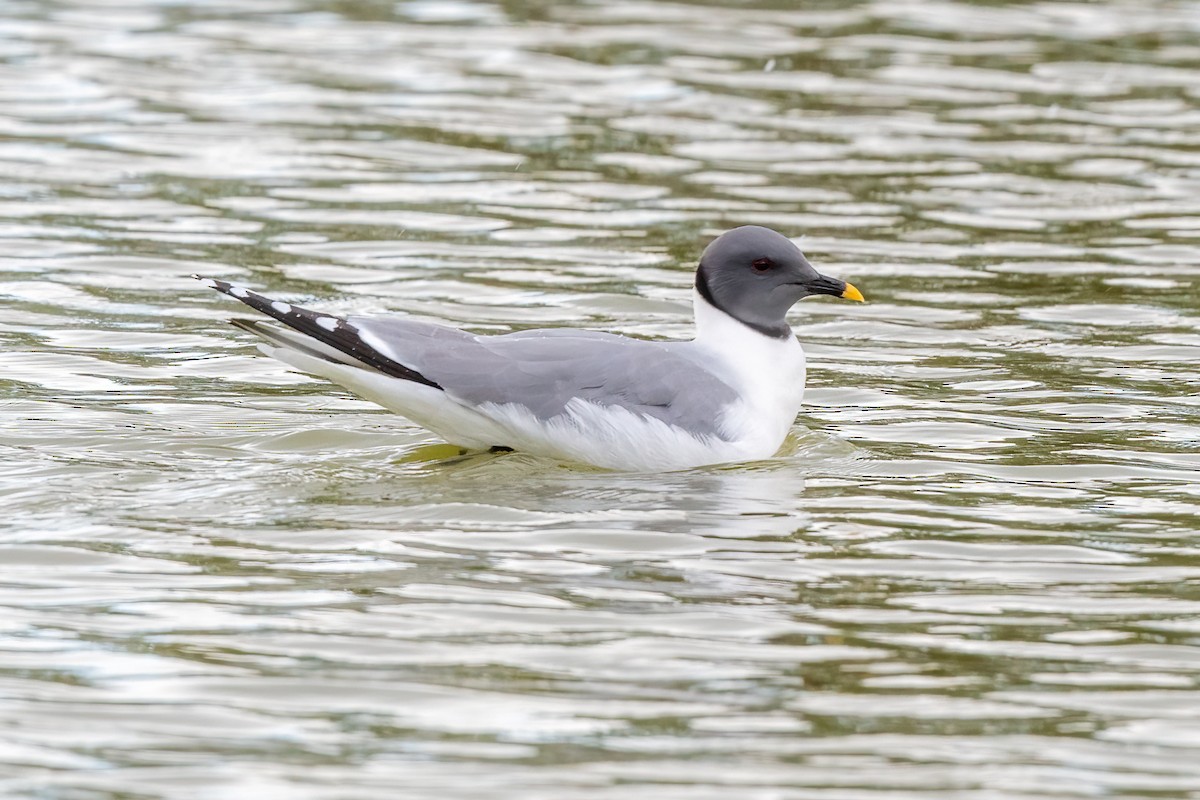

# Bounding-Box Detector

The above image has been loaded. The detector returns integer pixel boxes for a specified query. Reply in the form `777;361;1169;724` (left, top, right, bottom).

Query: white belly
477;398;759;472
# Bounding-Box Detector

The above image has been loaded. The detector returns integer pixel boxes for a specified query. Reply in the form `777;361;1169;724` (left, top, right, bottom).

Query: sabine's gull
197;225;864;471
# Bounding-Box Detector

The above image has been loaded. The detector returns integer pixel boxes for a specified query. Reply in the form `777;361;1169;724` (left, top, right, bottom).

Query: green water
2;0;1200;797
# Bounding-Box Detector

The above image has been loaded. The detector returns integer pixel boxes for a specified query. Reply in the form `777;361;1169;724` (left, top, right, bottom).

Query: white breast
691;291;807;458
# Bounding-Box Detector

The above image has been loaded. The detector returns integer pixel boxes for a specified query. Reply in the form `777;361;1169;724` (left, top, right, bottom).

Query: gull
197;225;864;471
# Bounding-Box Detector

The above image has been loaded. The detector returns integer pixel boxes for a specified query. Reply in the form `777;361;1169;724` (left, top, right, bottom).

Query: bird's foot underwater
394;442;471;464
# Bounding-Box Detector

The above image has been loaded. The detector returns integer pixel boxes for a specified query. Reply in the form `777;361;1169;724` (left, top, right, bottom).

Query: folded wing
350;318;739;439
201;277;738;440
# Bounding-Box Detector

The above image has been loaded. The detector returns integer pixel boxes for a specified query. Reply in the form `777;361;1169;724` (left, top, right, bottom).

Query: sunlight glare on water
2;0;1200;797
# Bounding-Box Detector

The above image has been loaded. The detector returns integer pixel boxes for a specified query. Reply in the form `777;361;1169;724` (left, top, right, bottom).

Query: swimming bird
197;225;863;471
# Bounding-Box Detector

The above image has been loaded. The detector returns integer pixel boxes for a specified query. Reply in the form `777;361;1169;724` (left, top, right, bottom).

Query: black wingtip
201;277;443;389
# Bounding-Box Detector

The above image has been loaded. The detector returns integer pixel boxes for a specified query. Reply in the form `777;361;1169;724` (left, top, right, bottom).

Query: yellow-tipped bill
841;282;865;302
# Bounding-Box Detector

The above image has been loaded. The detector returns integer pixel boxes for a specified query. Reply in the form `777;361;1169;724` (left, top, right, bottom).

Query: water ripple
2;0;1200;797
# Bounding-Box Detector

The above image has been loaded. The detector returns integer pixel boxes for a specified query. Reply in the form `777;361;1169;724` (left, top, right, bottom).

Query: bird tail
228;318;360;366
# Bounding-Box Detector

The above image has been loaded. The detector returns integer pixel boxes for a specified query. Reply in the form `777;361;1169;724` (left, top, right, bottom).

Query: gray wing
198;274;738;438
351;317;739;438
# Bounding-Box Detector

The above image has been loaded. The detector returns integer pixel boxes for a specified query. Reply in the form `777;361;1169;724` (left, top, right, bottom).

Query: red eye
751;257;776;273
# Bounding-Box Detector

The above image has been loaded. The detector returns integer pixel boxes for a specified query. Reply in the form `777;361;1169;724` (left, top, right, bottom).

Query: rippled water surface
3;0;1200;797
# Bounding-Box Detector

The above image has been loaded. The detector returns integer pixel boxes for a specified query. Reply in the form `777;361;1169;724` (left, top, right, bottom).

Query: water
3;0;1200;796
